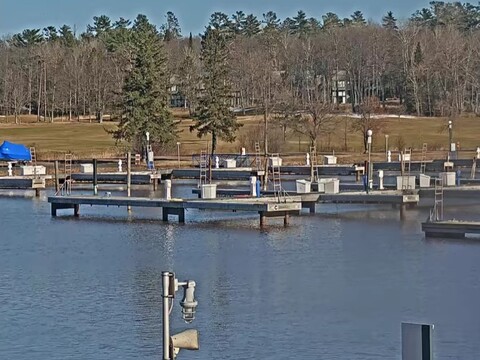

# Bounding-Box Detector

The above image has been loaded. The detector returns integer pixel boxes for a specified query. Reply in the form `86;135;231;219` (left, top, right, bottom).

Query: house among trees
332;70;350;105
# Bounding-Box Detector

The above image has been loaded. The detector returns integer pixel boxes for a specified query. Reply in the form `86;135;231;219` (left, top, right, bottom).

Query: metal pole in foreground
177;142;181;169
162;272;171;360
367;129;373;191
93;158;98;195
385;134;389;161
127;152;131;212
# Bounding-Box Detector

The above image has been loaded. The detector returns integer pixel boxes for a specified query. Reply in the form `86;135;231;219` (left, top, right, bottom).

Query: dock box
323;155;337;165
419;174;431;188
80;164;93;173
324;179;340;194
396;176;416;190
20;165;46;176
201;183;217;199
440;172;456;186
224;159;236;168
269;157;282;167
296;179;311;194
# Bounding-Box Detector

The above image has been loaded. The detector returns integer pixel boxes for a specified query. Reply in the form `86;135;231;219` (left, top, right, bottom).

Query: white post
477;147;480;159
250;176;257;197
164;179;172;200
215;156;219;169
162;272;171;360
387;150;392;163
7;162;12;176
306;153;310;166
241;147;246;156
118;159;122;172
378;170;384;190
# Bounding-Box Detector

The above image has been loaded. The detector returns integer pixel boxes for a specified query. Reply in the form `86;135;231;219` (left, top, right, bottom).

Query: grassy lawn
1;111;479;160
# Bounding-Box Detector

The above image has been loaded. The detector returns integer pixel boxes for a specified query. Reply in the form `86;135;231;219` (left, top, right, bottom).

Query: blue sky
0;0;430;36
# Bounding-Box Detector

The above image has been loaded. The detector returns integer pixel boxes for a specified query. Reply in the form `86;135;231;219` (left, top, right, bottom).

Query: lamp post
162;271;199;360
177;142;181;169
367;129;373;192
448;120;453;154
385;134;389;160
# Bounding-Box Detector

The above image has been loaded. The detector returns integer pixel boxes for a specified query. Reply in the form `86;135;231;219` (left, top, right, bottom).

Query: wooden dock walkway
48;195;302;226
71;171;170;185
422;220;480;238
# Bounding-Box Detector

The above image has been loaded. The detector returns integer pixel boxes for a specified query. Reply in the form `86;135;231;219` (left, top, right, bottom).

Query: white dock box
419;174;431;188
269;157;282;167
80;164;93;173
324;179;340;194
440;172;456;186
296;179;311;194
20;165;46;176
323;155;337;165
224;159;236;168
396;176;416;190
399;153;411;162
201;183;217;199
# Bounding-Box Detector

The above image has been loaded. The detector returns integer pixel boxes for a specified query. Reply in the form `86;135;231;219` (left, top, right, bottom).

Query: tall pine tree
113;14;176;152
190;27;240;155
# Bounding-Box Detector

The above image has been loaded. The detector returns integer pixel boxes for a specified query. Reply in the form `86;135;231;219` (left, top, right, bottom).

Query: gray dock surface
48;195;302;226
422;220;480;238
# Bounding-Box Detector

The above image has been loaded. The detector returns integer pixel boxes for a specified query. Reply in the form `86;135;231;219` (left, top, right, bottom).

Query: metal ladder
199;150;208;186
402;148;412;190
270;153;283;201
420;143;427;175
254;142;262;171
64;153;72;195
430;178;444;221
29;147;37;166
309;145;319;182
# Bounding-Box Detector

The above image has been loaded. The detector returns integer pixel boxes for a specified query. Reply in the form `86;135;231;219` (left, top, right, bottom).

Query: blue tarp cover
0;141;31;161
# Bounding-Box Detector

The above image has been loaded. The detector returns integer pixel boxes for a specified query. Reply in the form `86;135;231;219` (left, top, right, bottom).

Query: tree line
1;1;480;153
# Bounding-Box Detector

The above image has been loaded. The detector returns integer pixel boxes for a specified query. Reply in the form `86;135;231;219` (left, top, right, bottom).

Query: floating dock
191;188;419;214
0;175;52;196
422;220;480;238
48;195;302;227
71;171;170;185
171;168;264;180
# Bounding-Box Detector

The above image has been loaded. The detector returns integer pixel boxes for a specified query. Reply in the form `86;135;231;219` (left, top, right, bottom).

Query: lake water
1;183;480;360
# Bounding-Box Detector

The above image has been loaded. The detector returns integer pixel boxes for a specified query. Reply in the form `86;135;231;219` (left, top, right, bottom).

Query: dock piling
93;159;98;195
127;152;131;212
54;160;60;193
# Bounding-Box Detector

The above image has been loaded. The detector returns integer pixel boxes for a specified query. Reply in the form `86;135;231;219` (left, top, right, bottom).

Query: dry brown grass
1;110;479;161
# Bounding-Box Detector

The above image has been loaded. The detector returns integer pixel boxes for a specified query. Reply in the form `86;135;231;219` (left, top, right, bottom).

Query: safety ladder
471;157;477;180
402;148;412;190
29;147;37;166
254;142;262;171
309;145;319;182
430;178;444;221
420;143;427;175
199;150;208;186
63;153;73;195
270;153;283;201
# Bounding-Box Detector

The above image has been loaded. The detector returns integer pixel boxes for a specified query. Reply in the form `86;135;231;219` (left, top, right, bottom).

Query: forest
1;1;480;152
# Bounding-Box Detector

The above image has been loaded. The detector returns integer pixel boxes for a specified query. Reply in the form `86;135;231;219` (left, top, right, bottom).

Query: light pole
162;271;199;360
367;129;373;192
177;142;181;169
448;120;453;154
385;134;389;160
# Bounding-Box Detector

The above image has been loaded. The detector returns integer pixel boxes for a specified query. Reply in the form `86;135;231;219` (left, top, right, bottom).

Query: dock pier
48;195;302;227
422;221;480;238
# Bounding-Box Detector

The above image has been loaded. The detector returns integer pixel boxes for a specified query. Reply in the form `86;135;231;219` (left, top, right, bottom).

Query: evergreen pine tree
382;11;398;30
190;27;241;155
113;14;176;152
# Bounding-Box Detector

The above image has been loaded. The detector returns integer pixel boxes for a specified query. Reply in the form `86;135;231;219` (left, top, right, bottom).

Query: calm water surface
1;183;480;359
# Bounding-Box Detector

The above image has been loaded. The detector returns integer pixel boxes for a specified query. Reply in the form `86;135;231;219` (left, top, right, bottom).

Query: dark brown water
1;184;479;359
